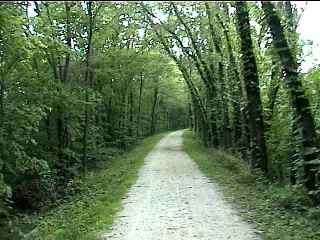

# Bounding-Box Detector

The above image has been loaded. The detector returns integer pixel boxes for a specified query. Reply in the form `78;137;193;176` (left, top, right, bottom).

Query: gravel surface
101;130;261;240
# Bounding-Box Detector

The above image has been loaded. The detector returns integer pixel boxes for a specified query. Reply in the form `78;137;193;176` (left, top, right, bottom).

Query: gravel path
101;130;261;240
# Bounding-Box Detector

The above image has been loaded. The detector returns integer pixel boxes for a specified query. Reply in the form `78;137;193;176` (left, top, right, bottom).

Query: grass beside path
17;132;166;240
183;130;320;240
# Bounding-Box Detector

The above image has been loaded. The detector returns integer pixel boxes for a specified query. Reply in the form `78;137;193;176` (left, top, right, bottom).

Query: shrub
268;185;312;210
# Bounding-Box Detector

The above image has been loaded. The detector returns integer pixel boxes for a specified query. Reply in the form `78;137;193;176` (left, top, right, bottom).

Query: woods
141;0;320;197
0;1;188;215
1;1;320;238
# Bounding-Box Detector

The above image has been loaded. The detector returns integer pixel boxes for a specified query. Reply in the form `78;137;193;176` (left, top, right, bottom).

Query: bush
212;149;260;185
214;149;248;174
10;158;56;210
268;185;312;210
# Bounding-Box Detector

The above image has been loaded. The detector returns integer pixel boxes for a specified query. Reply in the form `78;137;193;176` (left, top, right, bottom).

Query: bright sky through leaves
27;1;320;72
295;1;320;72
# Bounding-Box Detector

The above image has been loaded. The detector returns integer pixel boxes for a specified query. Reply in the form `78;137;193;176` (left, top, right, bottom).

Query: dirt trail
101;130;261;240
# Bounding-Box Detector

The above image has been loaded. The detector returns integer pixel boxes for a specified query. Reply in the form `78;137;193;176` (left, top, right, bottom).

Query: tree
262;1;320;194
235;1;268;173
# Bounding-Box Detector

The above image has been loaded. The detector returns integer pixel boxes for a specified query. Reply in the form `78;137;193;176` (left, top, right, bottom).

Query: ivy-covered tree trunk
235;1;268;173
265;52;281;131
0;76;4;129
217;5;246;152
262;1;320;193
206;88;218;147
218;62;231;148
150;84;159;135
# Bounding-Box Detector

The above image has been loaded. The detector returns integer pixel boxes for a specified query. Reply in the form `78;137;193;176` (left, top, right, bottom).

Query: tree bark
235;1;268;173
129;87;134;137
150;84;159;136
217;4;245;150
262;1;319;192
137;72;144;136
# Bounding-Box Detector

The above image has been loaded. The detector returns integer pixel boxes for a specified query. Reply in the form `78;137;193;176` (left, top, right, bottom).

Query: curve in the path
101;130;261;240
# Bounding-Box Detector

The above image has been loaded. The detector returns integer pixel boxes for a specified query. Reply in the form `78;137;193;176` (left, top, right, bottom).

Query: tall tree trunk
262;1;319;193
205;2;227;147
129;88;134;137
137;72;144;136
188;97;193;130
0;74;4;162
0;76;4;129
170;3;217;146
235;1;268;173
218;4;245;150
167;109;170;130
150;85;159;135
107;79;114;140
82;1;94;175
218;62;231;148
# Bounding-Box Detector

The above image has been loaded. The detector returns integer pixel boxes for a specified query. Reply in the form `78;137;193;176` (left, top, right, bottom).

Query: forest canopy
1;1;320;237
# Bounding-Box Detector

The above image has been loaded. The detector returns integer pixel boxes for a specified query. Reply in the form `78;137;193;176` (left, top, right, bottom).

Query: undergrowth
1;132;166;240
183;130;320;240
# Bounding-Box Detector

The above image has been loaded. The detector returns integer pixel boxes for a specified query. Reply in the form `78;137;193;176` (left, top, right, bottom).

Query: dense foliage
1;0;320;238
0;1;188;219
140;0;320;200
